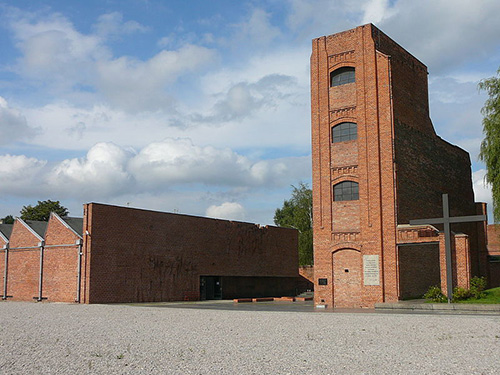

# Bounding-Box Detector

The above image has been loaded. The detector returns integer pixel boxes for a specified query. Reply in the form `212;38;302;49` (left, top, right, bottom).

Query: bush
470;276;487;299
452;287;472;301
423;285;447;303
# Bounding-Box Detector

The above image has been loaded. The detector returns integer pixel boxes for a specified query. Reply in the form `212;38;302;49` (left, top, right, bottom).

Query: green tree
479;68;500;221
1;215;14;224
274;182;313;266
20;200;68;222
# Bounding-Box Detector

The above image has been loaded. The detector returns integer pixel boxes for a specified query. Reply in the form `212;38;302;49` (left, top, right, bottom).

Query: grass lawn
457;287;500;304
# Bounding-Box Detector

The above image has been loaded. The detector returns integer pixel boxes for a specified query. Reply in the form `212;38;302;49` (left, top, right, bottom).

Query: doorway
200;276;222;300
332;249;362;308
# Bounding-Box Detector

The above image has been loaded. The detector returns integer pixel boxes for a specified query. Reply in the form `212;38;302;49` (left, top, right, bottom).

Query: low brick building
311;24;489;308
1;204;298;303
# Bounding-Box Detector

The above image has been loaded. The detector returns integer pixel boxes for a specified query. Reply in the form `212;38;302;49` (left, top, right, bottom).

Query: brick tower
311;24;488;308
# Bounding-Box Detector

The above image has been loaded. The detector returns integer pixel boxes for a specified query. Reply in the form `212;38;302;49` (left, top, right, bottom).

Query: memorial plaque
363;255;379;286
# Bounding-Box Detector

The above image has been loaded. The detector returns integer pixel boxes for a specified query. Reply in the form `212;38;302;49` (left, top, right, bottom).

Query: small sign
318;278;328;285
363;255;379;286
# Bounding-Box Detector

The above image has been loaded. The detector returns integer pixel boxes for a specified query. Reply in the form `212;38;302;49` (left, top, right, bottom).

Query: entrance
332;249;361;308
200;276;222;300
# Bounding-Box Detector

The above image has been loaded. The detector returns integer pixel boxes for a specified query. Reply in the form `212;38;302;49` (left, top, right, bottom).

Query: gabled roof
23;220;48;239
0;224;13;240
60;216;84;237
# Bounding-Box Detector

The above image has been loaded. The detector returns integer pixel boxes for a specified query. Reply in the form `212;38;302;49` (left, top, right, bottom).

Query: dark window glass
332;122;357;143
333;181;359;201
330;67;355;87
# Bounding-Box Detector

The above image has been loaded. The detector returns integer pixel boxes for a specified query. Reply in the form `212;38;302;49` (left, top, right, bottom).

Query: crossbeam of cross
409;194;486;303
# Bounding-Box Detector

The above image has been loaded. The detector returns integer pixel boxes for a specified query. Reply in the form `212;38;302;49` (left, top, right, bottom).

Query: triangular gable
51;212;83;238
0;224;13;244
17;218;46;241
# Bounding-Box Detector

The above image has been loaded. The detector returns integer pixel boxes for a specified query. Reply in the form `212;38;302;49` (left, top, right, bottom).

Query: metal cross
409;194;486;303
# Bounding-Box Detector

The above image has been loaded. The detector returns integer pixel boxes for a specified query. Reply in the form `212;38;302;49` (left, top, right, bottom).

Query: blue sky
0;0;499;224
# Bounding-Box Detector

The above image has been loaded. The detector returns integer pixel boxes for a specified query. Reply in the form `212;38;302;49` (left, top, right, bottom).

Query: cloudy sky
0;0;499;224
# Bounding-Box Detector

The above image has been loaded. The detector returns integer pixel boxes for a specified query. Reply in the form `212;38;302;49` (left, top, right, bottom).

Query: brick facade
311;24;488;308
81;203;298;303
2;204;299;304
1;215;82;302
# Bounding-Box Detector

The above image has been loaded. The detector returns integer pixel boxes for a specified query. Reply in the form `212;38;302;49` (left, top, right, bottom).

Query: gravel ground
0;301;499;374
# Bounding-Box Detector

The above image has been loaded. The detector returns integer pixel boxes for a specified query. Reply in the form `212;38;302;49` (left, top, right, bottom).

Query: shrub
452;287;472;301
424;285;447;303
470;276;487;299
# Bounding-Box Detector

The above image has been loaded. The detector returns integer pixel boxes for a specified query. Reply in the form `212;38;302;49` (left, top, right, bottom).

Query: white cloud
129;138;310;188
205;202;246;221
92;12;148;38
285;0;366;38
47;142;133;198
128;138;249;187
96;44;217;112
192;74;297;123
473;169;492;205
0;154;47;195
0;97;39;145
6;10;217;113
9;12;107;87
0;138;310;202
231;8;282;47
361;0;394;24
378;0;500;74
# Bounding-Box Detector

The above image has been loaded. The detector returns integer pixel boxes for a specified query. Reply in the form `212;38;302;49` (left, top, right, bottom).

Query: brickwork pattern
398;244;440;299
1;215;82;302
311;24;487;308
486;224;500;287
82;203;299;304
4;220;44;301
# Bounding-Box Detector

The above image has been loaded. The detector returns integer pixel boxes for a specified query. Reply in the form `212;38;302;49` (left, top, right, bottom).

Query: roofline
51;212;83;239
84;202;282;229
0;231;8;245
17;218;44;241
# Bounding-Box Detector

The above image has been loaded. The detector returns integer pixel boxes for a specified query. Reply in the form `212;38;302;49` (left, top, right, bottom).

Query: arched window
330;67;355;87
333;181;359;201
332;122;357;143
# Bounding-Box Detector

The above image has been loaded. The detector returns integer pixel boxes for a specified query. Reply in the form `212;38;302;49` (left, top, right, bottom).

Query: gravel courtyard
0;301;499;374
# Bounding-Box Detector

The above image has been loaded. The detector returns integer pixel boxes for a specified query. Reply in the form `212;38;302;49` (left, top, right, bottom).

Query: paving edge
375;302;500;313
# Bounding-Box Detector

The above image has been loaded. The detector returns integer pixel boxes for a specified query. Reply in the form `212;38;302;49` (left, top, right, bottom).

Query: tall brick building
311;24;489;308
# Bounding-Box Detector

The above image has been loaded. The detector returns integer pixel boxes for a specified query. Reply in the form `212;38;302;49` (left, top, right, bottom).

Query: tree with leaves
20;200;68;222
274;182;313;266
1;215;14;224
479;68;500;221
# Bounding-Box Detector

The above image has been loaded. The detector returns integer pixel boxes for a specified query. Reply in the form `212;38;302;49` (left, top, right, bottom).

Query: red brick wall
5;220;43;301
311;24;485;308
398;244;440;299
490;263;500;287
312;24;398;308
43;215;81;302
82;203;299;303
0;237;6;297
487;224;500;287
2;216;82;302
487;225;500;256
332;249;362;307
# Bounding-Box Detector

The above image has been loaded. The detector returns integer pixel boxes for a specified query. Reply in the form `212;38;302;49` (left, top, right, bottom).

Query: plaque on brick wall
363;255;380;286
